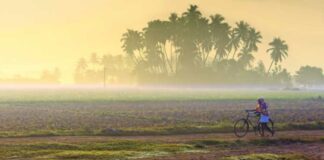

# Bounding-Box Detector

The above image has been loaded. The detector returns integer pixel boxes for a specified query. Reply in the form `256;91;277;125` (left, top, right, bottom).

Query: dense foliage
295;66;324;87
121;5;290;85
73;5;323;86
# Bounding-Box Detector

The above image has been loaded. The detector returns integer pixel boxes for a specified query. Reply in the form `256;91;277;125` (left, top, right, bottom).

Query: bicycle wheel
234;119;249;137
258;119;275;137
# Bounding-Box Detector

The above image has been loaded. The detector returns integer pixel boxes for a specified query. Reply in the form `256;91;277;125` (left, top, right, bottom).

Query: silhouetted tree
76;58;88;71
246;27;262;52
118;4;294;85
177;5;205;71
90;53;100;70
231;21;250;59
271;65;291;87
267;38;288;73
121;30;144;63
238;48;254;69
40;68;61;83
255;61;266;75
295;66;323;87
210;14;231;62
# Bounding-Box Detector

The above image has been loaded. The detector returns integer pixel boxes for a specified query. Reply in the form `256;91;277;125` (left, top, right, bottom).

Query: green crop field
0;88;323;159
0;88;322;137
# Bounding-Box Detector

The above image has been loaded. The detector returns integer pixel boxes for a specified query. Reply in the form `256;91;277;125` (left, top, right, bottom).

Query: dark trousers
260;122;273;136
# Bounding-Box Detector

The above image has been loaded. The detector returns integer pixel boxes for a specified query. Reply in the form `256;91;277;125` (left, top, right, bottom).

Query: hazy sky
0;0;323;83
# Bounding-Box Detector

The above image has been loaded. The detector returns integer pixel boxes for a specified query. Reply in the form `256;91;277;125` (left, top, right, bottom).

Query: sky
0;0;323;83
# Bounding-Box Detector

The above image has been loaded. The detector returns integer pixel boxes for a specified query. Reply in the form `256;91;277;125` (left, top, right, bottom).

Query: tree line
0;68;61;84
74;53;133;84
74;5;324;87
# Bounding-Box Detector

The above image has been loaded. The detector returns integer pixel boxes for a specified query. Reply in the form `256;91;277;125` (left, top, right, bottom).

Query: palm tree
90;53;99;70
209;14;231;62
177;4;204;70
267;38;288;73
255;61;266;75
144;20;169;45
143;20;170;73
101;54;114;73
246;28;262;52
231;21;250;59
169;13;178;25
76;58;88;71
75;58;88;83
101;54;110;67
195;17;211;66
182;5;202;21
238;48;255;69
101;54;112;86
227;31;240;58
235;21;250;41
168;13;179;72
121;29;144;63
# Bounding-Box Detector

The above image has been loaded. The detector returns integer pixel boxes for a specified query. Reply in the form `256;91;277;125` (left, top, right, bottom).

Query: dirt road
0;130;322;144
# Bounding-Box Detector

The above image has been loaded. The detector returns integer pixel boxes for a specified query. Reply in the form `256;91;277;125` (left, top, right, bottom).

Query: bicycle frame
245;110;260;135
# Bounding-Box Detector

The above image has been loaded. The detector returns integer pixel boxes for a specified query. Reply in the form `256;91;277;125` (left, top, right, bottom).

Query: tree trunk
232;50;237;59
213;50;218;63
132;55;140;65
164;44;173;73
160;45;169;74
267;60;274;74
138;50;145;62
226;51;231;59
203;50;210;65
170;43;173;73
103;66;106;87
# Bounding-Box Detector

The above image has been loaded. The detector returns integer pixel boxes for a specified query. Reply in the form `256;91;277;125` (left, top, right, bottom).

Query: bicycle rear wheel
234;119;249;137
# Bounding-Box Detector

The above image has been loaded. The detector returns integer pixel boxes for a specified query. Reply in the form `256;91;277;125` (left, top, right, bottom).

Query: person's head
257;97;265;105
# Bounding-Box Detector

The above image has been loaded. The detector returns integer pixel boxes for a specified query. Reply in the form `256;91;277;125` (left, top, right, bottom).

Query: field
0;87;323;159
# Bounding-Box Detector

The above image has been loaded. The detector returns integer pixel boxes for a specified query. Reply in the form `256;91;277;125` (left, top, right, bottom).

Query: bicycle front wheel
234;119;249;137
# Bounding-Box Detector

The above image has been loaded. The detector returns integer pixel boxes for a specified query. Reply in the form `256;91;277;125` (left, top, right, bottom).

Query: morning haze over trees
0;68;61;84
72;5;323;87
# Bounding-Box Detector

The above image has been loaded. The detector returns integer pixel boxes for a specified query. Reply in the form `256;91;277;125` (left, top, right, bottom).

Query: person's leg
264;123;274;136
269;119;275;135
261;123;265;136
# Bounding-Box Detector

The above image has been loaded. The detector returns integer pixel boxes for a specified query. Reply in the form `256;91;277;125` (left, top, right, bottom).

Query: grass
221;153;309;160
0;121;322;138
191;136;323;149
0;136;320;159
0;140;203;159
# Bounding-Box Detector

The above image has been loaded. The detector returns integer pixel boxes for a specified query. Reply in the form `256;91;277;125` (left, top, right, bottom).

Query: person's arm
255;104;261;113
261;108;268;116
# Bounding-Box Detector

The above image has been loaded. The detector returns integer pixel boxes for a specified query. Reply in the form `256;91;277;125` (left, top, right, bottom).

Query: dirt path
0;130;322;160
0;130;322;144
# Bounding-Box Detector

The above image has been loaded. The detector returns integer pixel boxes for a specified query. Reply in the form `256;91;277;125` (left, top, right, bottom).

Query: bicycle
234;109;274;138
